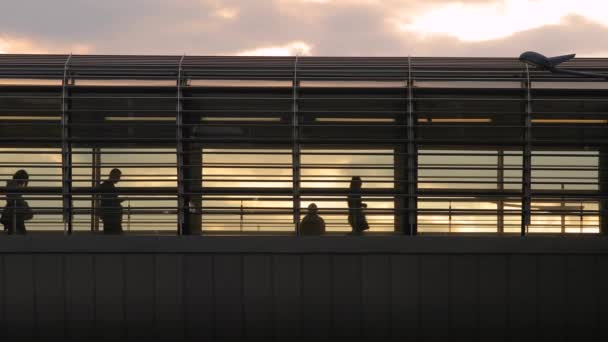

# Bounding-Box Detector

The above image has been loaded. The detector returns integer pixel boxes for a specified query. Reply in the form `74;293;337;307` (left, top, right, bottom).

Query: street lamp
519;51;608;79
519;51;608;236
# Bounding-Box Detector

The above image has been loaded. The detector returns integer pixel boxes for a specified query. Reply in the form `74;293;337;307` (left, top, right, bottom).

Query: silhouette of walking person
96;168;124;234
347;176;369;235
1;170;33;235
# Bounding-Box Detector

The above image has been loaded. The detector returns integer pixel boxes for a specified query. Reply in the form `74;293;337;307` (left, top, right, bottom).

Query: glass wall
0;56;605;235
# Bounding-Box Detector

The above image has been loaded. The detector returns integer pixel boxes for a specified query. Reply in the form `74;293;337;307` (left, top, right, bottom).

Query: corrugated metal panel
0;237;607;339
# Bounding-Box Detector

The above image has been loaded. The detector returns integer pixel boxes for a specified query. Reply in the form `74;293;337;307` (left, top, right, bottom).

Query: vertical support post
177;58;202;236
497;149;505;233
182;126;202;234
90;150;95;232
176;55;186;235
448;201;452;233
394;143;407;233
406;56;418;235
91;147;101;232
521;65;533;236
293;56;301;236
561;183;566;234
61;54;73;235
599;148;608;235
394;67;409;233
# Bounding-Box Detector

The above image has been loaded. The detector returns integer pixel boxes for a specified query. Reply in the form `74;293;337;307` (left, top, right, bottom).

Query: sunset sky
0;0;607;57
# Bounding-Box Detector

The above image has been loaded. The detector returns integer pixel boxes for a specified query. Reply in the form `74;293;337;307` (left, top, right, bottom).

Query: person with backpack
1;170;33;234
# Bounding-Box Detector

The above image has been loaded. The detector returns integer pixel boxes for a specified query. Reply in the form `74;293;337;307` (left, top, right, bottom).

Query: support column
177;56;203;235
497;149;505;233
176;56;187;235
182;140;202;235
293;57;301;235
61;55;73;234
521;65;532;236
600;147;608;235
394;144;409;233
405;57;418;235
91;147;101;232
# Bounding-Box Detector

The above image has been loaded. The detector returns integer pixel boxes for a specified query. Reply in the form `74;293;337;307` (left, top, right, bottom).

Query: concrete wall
0;236;607;340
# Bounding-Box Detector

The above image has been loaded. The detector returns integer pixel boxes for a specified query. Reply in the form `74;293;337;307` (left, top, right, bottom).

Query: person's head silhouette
350;176;362;190
12;169;29;187
108;168;122;184
307;203;319;215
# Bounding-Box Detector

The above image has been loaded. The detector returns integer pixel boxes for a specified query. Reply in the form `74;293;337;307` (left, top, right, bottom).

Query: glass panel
300;195;394;233
71;148;177;233
202;148;293;233
100;148;177;233
203;148;292;188
202;195;293;233
300;81;405;88
0;90;62;141
185;86;292;140
70;89;177;141
532;82;608;89
418;150;498;189
301;148;394;233
0;78;62;86
529;200;599;234
529;150;600;234
532;151;598;191
415;90;524;144
72;147;94;232
417;198;499;233
415;81;521;89
74;79;176;87
417;149;523;234
189;80;291;88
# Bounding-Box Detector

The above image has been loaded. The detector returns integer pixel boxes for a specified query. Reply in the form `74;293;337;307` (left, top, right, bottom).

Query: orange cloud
0;35;45;54
0;34;93;54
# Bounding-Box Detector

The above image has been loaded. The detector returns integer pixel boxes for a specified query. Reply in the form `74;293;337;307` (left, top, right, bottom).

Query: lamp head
519;51;551;69
519;51;575;70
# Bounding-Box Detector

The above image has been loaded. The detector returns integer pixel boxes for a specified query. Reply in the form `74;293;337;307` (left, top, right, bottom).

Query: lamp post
519;51;608;235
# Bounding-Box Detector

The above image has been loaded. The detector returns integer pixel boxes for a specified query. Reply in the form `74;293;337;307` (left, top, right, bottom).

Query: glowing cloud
0;36;45;54
237;41;313;56
399;0;608;42
0;35;93;54
215;7;239;19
